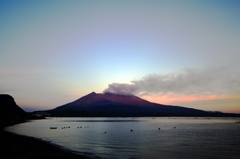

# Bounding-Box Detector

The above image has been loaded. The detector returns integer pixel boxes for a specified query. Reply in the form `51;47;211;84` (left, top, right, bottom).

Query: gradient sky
1;0;240;113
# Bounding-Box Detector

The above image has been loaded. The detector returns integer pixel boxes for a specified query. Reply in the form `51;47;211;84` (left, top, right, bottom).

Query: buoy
158;128;160;130
130;129;133;132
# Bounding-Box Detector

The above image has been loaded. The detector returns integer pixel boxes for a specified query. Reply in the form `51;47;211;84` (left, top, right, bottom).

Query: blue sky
1;0;240;113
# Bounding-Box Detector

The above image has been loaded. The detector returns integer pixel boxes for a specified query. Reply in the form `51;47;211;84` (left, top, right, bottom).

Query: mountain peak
0;94;26;117
55;91;154;111
51;92;212;117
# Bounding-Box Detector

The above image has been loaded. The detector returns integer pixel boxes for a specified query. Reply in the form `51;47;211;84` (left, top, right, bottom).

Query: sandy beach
0;120;91;159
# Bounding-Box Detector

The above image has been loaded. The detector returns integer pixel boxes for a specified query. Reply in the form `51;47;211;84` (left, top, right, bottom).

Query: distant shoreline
0;119;91;159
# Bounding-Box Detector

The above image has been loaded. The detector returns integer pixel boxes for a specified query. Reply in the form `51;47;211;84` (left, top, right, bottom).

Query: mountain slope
0;94;26;118
49;92;214;117
55;92;155;110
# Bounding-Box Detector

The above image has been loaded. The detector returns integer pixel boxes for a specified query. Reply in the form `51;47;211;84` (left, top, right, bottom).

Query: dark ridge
0;94;26;119
43;92;240;117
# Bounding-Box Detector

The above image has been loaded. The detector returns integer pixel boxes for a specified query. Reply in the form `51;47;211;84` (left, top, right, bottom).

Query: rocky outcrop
0;94;26;119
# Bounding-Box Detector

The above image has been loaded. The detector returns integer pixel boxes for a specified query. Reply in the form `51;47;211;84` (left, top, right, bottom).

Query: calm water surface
6;117;240;159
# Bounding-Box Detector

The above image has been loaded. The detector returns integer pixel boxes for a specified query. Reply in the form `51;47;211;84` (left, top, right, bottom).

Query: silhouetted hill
55;92;155;110
0;94;26;119
46;92;239;117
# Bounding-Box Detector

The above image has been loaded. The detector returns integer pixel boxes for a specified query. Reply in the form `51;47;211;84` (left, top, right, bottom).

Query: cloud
103;64;240;97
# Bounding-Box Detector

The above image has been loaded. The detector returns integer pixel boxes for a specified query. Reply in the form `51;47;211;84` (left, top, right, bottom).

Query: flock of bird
50;126;177;132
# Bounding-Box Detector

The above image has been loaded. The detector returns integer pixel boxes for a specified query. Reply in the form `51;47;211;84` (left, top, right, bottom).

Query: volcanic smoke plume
103;83;137;95
103;65;240;97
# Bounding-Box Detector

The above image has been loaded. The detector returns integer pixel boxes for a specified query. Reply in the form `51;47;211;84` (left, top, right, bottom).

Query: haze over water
6;117;240;159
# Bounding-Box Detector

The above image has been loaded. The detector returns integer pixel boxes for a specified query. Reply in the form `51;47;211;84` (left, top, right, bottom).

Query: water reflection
5;117;240;159
61;119;147;122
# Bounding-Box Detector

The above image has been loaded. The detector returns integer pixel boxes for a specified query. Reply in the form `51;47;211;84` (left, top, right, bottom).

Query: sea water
5;117;240;159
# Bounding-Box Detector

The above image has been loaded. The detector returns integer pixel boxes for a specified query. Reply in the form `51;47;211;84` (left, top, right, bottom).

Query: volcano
47;92;218;117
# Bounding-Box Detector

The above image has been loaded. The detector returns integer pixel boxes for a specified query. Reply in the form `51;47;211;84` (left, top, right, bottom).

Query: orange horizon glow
139;94;240;113
140;94;227;105
141;93;240;113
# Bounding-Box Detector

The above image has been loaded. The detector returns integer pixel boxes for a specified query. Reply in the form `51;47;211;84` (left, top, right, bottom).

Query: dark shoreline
0;119;91;159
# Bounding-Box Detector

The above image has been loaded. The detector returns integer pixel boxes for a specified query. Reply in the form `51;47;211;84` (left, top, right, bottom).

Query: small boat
50;127;57;129
235;121;240;123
